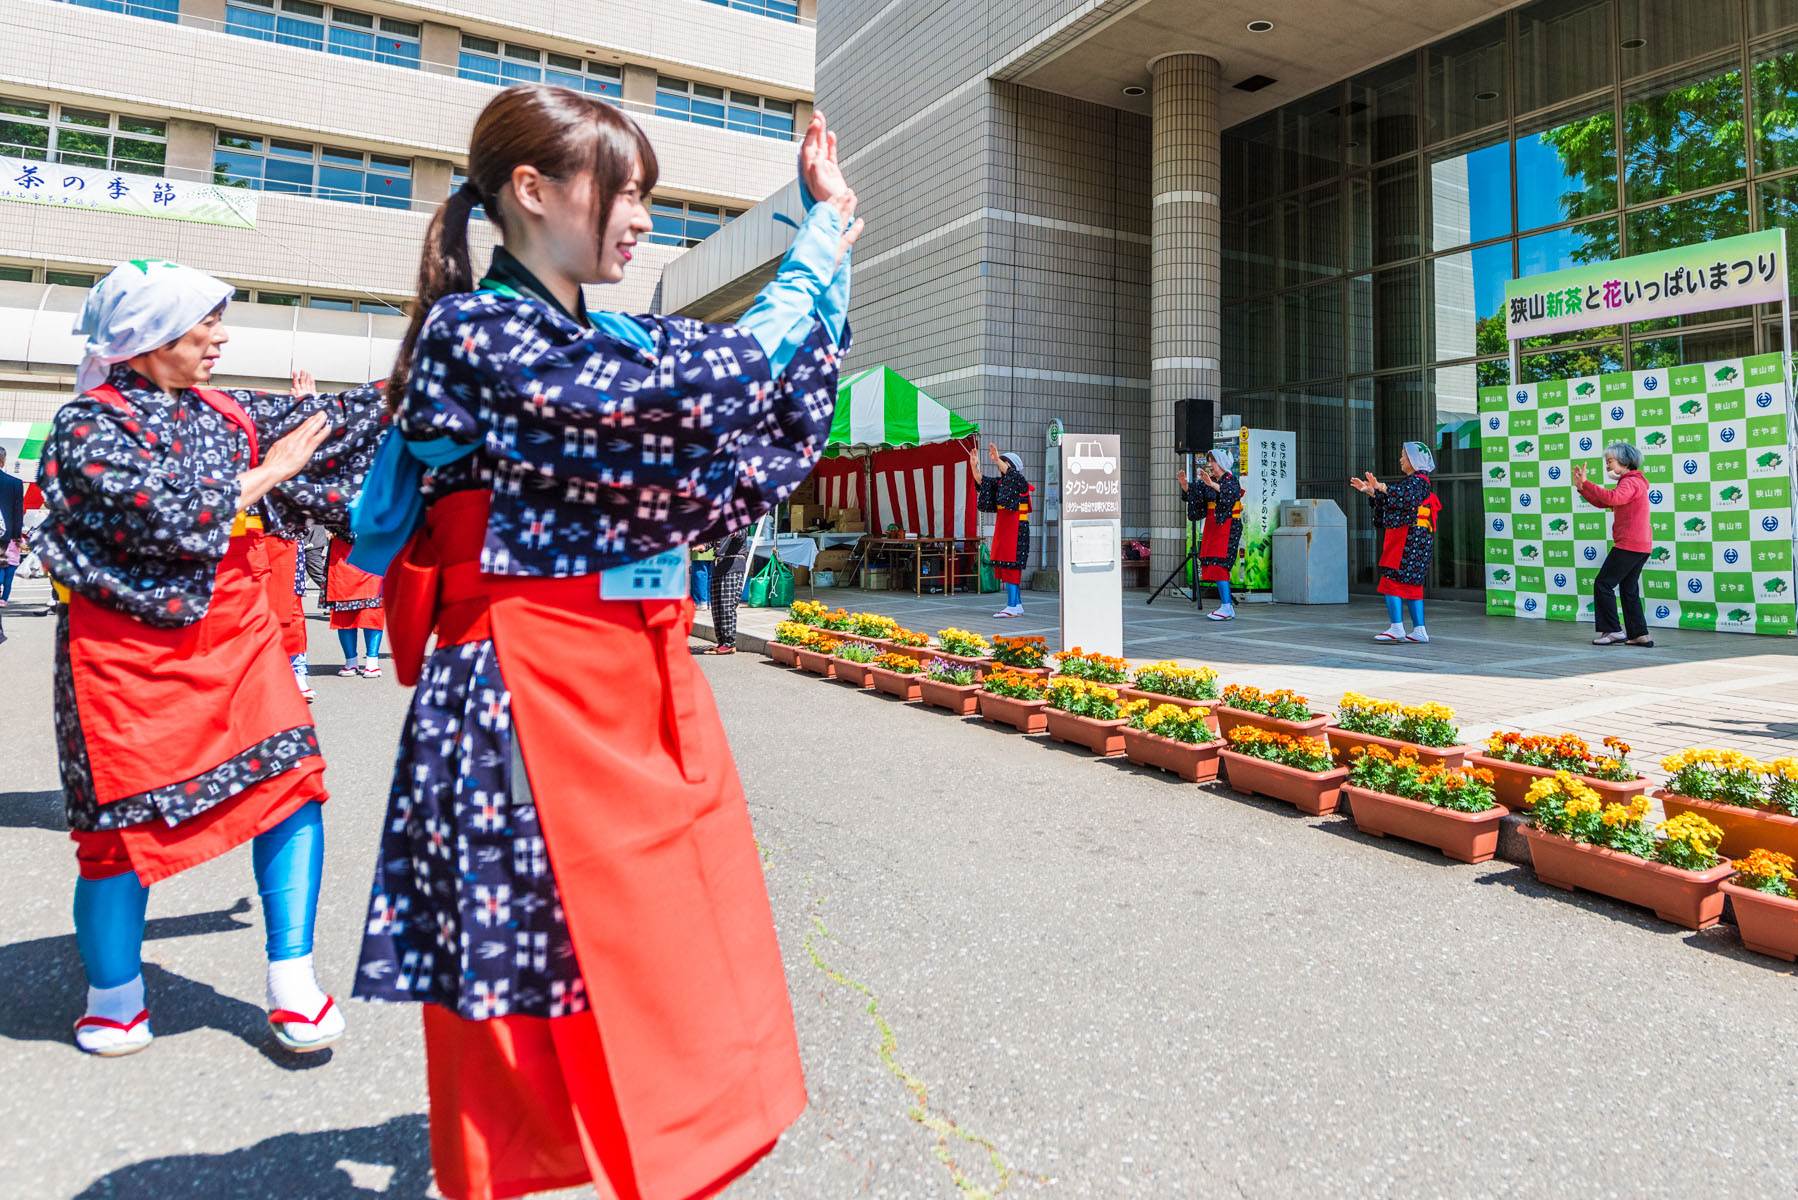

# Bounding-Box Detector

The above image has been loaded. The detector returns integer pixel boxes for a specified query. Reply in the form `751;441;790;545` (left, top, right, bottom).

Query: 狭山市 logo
1547;466;1562;480
1523;597;1538;611
1578;436;1593;451
1553;573;1567;587
1765;515;1783;533
1656;605;1672;619
1648;488;1664;503
1643;375;1659;391
1488;415;1501;430
1756;391;1774;408
1491;517;1505;533
1582;546;1598;561
1609;405;1625;421
1723;547;1740;565
1720;427;1736;443
1686;577;1703;594
1681;459;1699;475
1514;390;1528;404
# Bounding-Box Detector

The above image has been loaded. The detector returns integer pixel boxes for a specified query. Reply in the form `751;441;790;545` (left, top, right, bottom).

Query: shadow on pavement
0;789;66;831
71;1113;433;1199
1682;926;1798;975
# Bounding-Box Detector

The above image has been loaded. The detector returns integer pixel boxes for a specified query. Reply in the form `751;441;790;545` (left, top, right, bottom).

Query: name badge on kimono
600;545;691;601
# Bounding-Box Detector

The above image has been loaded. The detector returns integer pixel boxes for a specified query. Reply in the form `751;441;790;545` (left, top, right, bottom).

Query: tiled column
1149;53;1222;579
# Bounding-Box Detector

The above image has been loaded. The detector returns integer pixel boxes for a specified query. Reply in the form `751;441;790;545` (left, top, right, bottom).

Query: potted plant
1521;772;1732;930
919;657;983;715
866;652;925;702
793;633;841;677
850;611;899;644
1118;661;1220;730
817;607;857;634
1468;732;1646;810
883;627;934;663
978;666;1049;733
1326;693;1471;769
832;640;881;688
1658;749;1798;861
1120;700;1224;782
1213;684;1329;741
1218;726;1348;816
1043;678;1127;756
1051;648;1130;685
991;634;1052;678
1720;849;1798;962
789;599;828;626
1341;747;1506;863
933;627;992;676
769;620;815;667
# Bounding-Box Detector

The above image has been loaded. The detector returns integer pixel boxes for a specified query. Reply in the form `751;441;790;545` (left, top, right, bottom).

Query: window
0;98;166;175
61;0;177;20
307;295;356;311
457;36;622;100
258;292;301;305
213;131;412;208
647;198;744;247
0;264;34;282
46;270;97;287
656;77;795;139
700;0;800;23
226;1;420;69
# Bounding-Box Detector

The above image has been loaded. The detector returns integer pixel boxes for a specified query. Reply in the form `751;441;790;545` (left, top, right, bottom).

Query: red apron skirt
390;491;805;1200
1198;517;1236;582
991;508;1025;585
327;537;385;630
66;530;326;883
259;531;310;656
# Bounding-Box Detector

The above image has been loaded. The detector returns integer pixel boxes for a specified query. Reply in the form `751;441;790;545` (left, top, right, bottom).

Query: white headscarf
1000;452;1025;474
1403;441;1436;473
1207;447;1235;474
73;259;233;394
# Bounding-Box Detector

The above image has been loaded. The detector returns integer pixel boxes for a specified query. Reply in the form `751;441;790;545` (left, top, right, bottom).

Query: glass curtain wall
1221;0;1798;594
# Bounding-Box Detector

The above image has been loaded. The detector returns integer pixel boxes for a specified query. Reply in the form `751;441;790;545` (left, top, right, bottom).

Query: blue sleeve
735;201;849;376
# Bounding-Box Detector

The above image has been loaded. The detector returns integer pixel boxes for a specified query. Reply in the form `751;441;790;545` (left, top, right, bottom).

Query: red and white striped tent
810;366;980;539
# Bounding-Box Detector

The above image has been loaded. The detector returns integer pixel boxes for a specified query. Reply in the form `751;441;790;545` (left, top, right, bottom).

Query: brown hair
386;83;659;410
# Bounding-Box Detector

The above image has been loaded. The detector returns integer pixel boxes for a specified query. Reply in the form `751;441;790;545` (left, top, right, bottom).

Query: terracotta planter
991;663;1052;681
978;691;1049;734
1342;785;1507;864
1115;688;1220;733
866;664;923;703
1121;728;1223;782
1325;727;1472;770
1465;755;1648;811
1217;750;1350;816
1657;791;1798;862
1520;826;1731;929
918;676;982;716
1044;708;1127;756
1213;705;1330;742
768;641;803;667
793;646;837;677
883;642;935;664
832;658;876;689
1720;882;1798;962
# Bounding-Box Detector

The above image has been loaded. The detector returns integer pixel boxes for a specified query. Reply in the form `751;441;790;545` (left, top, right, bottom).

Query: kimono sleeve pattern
399;293;845;577
977;470;1030;513
231;381;391;537
1371;472;1436;588
1206;474;1245;569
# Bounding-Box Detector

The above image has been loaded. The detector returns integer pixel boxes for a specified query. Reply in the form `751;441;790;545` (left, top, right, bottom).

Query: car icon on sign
1065;440;1115;475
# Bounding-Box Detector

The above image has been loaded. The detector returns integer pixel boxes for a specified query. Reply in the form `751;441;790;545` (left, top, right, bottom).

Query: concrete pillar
1148;53;1223;580
413;157;453;207
165;118;214;182
419;21;460;75
622;65;659;114
180;0;225;25
798;0;817;20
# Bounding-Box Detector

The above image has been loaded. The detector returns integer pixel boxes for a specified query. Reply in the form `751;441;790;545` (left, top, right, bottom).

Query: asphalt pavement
3;591;1796;1198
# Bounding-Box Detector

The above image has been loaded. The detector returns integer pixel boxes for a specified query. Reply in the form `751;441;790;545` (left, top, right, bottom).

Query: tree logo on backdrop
1579;436;1594;451
1682;458;1699;474
1657;604;1672;619
1583;546;1599;561
1649;488;1664;503
1491;516;1506;533
1724;548;1741;564
1765;515;1783;533
1610;405;1625;421
1720;427;1736;443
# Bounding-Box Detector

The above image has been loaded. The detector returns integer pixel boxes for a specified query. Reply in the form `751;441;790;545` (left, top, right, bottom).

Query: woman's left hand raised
801;112;849;203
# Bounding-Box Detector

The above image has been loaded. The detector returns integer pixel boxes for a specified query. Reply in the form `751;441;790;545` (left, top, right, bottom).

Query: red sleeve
1578;477;1628;508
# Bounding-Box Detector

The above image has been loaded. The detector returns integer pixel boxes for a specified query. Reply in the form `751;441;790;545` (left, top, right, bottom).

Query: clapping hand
1177;469;1189;490
1349;471;1387;495
1571;464;1588;486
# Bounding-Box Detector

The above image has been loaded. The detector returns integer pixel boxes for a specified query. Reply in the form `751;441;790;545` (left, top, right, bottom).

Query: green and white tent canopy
826;365;977;456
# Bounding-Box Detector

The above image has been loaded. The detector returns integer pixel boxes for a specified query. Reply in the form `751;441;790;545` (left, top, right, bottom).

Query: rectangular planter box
1044;708;1127;756
918;676;982;715
1213;705;1330;743
866;664;923;703
882;642;935;664
832;658;877;689
1465;755;1647;812
1115;688;1220;734
978;691;1048;734
1657;790;1798;862
1217;750;1349;816
768;641;803;667
1121;727;1223;782
793;646;837;677
1342;785;1507;864
990;663;1053;681
1720;881;1798;962
1520;825;1731;930
1325;727;1472;771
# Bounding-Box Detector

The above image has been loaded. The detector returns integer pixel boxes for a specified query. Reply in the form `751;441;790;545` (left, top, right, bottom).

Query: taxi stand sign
1058;433;1123;657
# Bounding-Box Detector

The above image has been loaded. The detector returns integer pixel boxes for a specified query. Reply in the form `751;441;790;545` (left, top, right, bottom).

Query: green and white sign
1478;353;1797;636
1504;230;1787;341
1235;427;1294;591
0;156;258;229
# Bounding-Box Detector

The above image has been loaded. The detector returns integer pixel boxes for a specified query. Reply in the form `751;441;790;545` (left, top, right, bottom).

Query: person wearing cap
32;259;386;1057
1351;441;1440;643
1573;442;1654;647
1178;447;1244;621
975;442;1033;617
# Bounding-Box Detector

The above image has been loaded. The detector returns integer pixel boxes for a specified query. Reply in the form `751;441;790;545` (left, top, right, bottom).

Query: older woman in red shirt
1574;441;1653;648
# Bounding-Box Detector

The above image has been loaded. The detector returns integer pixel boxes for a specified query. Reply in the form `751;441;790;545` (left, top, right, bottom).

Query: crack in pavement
801;887;1018;1199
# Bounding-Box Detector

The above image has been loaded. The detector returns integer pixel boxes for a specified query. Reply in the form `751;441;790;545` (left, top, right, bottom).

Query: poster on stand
1233;428;1296;591
1479;352;1796;636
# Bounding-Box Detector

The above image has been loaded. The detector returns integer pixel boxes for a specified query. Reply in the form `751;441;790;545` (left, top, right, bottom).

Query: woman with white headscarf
975;442;1033;616
1350;441;1440;643
1179;447;1244;621
33;259;386;1057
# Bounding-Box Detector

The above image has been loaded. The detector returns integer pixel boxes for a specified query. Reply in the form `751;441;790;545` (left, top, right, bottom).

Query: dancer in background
34;260;386;1056
1575;442;1654;648
1180;447;1243;621
323;533;384;677
350;85;857;1200
702;529;750;654
975;443;1031;617
1353;441;1440;644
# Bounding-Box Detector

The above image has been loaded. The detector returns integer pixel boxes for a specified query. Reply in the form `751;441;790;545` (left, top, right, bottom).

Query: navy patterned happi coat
1370;471;1439;599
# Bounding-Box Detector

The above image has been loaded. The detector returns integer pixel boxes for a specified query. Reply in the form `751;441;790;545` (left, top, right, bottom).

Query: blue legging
1215;580;1233;606
73;801;324;988
1004;581;1021;607
1385;595;1426;626
338;629;383;659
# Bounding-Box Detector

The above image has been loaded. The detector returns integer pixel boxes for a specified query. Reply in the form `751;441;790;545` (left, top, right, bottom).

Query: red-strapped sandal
73;1009;153;1057
268;996;344;1052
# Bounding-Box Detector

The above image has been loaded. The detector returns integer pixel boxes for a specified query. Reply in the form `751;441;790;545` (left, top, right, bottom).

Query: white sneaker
1405;627;1430;643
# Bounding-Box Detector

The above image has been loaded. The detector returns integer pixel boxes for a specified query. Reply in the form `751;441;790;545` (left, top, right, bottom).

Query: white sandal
73;1010;153;1057
268;996;345;1052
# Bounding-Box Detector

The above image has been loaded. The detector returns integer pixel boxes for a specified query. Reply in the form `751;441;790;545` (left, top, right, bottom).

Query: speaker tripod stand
1145;452;1202;611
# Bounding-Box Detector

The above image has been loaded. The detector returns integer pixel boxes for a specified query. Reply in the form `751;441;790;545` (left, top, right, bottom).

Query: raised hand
829;189;864;269
1177;469;1189;490
988;443;1003;468
800;112;848;203
1571;464;1588;487
290;368;316;398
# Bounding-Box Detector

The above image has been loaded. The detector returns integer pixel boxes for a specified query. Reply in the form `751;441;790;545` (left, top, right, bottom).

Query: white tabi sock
87;975;145;1025
267;954;330;1017
1383;623;1405;639
76;975;152;1055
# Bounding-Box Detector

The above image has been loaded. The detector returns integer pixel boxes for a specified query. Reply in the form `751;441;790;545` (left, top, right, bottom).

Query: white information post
1058;433;1123;657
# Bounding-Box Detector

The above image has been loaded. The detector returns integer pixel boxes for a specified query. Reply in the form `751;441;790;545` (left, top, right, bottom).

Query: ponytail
386;184;478;413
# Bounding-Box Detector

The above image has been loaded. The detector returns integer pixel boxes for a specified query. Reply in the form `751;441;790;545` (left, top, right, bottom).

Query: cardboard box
832;507;863;532
790;565;810;587
789;504;824;532
862;566;890;590
813;548;854;576
790;476;819;505
836;520;867;533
